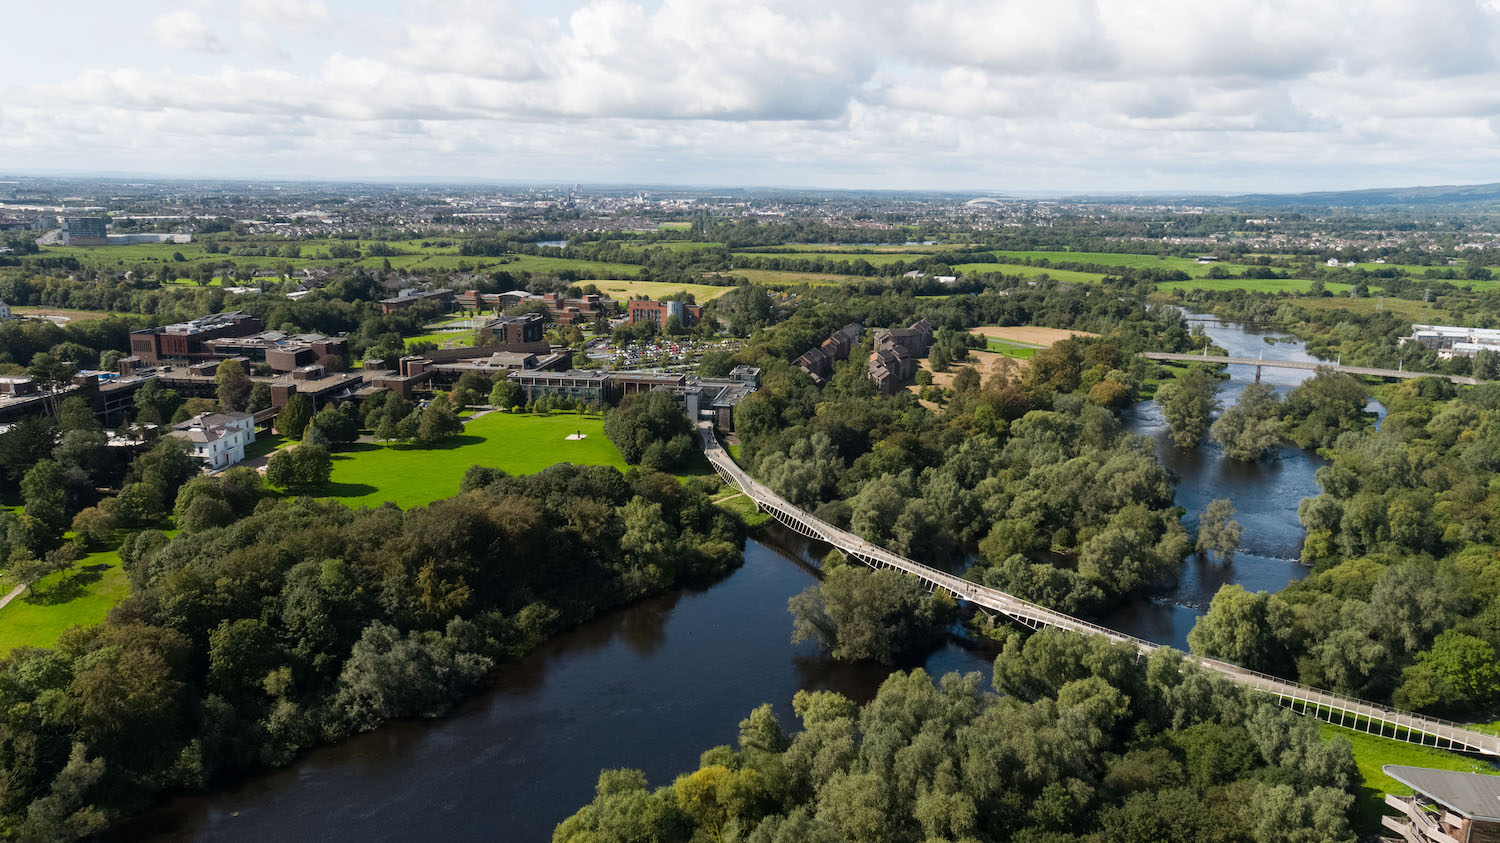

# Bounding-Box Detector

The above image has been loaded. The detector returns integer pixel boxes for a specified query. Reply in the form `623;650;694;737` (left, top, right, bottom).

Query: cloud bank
5;0;1500;191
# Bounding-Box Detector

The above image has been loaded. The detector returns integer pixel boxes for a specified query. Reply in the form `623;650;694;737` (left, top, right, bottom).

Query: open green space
1291;295;1452;323
985;338;1039;358
713;492;770;527
703;269;850;286
312;412;627;509
1157;277;1357;294
1323;723;1499;836
953;263;1108;284
405;328;478;349
306;411;711;510
0;545;130;655
590;279;736;302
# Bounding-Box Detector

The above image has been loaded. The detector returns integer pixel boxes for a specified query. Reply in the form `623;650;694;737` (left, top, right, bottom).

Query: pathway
699;422;1500;757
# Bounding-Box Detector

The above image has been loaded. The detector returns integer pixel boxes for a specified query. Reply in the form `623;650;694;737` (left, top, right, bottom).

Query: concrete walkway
0;584;27;612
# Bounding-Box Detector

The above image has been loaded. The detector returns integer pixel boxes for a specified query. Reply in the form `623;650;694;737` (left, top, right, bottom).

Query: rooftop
1384;765;1500;822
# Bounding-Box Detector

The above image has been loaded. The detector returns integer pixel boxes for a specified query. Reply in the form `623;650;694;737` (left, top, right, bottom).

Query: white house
0;300;11;320
1326;258;1341;266
168;411;256;471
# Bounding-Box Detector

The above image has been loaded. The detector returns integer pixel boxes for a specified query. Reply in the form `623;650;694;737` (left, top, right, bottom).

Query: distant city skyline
6;0;1500;193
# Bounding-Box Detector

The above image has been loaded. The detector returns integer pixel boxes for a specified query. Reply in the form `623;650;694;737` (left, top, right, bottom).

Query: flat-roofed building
379;288;455;314
60;217;107;245
510;368;617;404
627;298;703;327
129;311;263;363
205;331;349;371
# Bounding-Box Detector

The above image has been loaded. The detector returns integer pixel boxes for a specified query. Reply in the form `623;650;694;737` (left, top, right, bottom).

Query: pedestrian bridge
700;424;1500;756
1139;351;1479;385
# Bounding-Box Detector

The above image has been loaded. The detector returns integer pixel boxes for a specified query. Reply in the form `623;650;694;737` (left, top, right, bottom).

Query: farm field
0;545;130;655
702;268;851;286
988;250;1269;278
732;251;928;267
12;306;148;322
590;279;736;301
746;243;951;252
971;325;1099;345
1290;295;1452;323
952;263;1108;284
1157;277;1357;294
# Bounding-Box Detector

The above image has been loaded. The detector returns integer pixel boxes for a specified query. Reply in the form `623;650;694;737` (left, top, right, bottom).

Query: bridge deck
1139;352;1479;385
700;424;1500;756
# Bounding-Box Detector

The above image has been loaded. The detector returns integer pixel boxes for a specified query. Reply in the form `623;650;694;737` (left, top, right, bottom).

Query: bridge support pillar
1255;366;1262;383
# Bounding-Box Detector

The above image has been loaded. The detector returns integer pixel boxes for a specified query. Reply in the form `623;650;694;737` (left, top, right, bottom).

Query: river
134;316;1345;841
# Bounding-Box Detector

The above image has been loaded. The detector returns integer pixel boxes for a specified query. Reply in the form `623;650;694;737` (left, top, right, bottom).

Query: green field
1324;724;1498;835
405;328;478;349
1158;277;1357;294
713;492;770;527
702;269;850;286
985;338;1040;358
0;545;130;655
953;263;1108;284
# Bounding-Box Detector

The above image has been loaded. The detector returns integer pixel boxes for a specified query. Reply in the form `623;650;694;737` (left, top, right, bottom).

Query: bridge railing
701;425;1500;754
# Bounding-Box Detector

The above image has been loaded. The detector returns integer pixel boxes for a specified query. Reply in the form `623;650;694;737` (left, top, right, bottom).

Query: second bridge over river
1138;351;1480;385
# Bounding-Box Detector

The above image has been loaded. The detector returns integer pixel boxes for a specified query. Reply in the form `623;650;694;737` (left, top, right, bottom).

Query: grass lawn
0;545;130;655
405;328;478;349
312;412;626;508
714;493;770;527
1323;723;1499;836
242;432;290;460
952;263;1108;284
984;337;1040;359
307;411;712;509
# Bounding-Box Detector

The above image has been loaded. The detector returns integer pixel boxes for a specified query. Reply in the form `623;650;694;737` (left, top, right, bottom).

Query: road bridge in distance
700;423;1500;756
1139;351;1480;385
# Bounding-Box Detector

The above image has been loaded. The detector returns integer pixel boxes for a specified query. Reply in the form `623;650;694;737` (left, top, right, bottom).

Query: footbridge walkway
1139;351;1480;385
701;424;1500;756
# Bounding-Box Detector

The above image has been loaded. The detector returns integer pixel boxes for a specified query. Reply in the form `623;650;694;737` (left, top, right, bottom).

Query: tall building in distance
60;216;108;245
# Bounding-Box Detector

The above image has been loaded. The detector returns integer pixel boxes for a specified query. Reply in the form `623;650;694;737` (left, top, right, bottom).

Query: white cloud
8;0;1500;190
153;9;228;54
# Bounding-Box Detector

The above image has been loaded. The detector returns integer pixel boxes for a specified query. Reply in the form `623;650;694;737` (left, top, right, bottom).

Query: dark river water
133;316;1349;842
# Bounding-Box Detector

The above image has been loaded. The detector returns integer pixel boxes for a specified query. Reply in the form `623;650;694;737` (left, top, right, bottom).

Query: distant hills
1067;182;1500;209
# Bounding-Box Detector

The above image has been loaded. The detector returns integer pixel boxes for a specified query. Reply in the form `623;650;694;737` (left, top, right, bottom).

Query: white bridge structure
701;423;1500;757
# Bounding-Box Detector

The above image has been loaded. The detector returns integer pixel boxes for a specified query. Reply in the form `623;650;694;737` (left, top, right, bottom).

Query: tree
247;382;273;413
788;565;954;664
277;393;314;439
22;459;75;533
0;415;57;481
1211;383;1283;461
1186;584;1297;674
1157;367;1221;448
215;358;253;411
1196;499;1243;563
489;378;522;409
952;366;980;393
57;396;101;434
603;391;694;469
1397;630;1500;712
417;395;463;445
310;405;359;445
132;378;181;426
265;444;332;489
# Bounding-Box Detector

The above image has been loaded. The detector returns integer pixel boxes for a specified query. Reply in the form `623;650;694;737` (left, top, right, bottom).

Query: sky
5;0;1500;194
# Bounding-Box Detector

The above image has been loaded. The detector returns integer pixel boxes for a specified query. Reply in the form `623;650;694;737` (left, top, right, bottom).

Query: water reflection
128;531;996;843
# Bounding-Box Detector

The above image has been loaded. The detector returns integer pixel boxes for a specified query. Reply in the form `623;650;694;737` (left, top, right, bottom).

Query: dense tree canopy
556;629;1360;843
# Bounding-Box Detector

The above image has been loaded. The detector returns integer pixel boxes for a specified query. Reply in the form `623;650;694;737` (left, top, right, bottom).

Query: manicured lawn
0;545;130;654
242;432;290;460
405;328;477;349
984;337;1040;359
1322;724;1499;836
312;412;630;509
